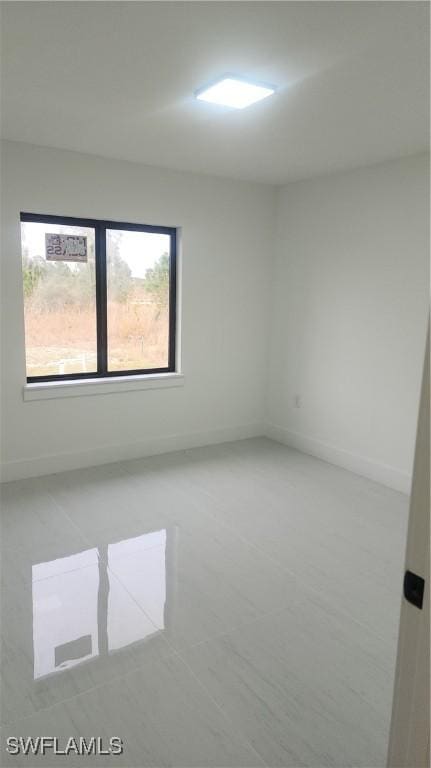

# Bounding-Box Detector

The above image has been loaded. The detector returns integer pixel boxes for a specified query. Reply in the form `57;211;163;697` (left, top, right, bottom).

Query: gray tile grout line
36;485;173;646
170;653;268;768
43;487;94;551
7;528;386;730
2;446;397;736
1;597;272;768
79;451;273;768
41;487;361;703
0;657;171;730
1;607;394;751
20;471;287;645
1;474;213;729
155;461;396;648
15;457;397;659
32;452;393;647
3;506;294;734
109;461;319;648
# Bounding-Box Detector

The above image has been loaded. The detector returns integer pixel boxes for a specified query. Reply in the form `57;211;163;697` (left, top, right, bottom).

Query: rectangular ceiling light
195;77;275;109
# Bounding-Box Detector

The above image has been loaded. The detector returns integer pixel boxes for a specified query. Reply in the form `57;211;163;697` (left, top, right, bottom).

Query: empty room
0;2;429;767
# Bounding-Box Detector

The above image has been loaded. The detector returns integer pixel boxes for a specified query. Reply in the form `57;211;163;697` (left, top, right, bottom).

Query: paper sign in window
45;233;87;262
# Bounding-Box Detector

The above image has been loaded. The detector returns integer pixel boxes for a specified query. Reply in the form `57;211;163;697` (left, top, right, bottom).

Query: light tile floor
0;438;408;766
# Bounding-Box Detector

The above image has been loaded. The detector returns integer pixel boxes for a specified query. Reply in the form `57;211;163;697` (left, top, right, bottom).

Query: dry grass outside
24;296;169;376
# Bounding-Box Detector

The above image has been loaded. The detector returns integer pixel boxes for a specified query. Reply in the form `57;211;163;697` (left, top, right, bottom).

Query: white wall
267;154;429;493
1;144;428;490
0;141;275;480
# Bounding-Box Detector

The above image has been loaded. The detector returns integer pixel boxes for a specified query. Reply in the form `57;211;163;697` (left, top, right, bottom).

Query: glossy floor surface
1;438;408;767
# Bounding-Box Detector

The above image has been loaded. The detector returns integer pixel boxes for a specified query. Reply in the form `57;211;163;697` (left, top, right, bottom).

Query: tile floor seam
171;653;268;768
42;488;94;550
2;567;175;725
82;463;323;655
31;560;101;584
9;464;394;649
124;455;400;649
102;565;173;648
1;440;404;768
0;647;177;728
169;594;393;680
1;651;266;768
4;592;391;739
6;475;307;684
171;477;395;648
106;551;289;660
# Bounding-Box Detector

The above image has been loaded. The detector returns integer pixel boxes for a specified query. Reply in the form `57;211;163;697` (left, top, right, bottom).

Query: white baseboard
1;420;412;495
0;422;264;482
265;423;412;495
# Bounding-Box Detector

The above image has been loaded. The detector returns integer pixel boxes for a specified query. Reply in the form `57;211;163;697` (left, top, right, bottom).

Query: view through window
22;221;97;378
21;214;176;381
106;228;171;372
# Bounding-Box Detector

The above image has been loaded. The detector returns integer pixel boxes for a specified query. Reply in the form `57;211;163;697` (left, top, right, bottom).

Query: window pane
106;229;171;371
21;221;97;377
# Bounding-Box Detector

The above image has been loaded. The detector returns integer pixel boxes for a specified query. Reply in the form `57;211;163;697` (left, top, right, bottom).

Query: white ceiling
1;1;429;185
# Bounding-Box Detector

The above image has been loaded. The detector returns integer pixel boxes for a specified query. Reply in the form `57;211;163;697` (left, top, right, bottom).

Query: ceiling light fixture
195;76;275;109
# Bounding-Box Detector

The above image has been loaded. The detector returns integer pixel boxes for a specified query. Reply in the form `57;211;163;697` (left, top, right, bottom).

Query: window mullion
168;232;177;372
95;224;108;375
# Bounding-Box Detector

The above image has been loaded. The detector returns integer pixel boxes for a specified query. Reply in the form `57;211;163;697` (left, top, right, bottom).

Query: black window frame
20;212;177;383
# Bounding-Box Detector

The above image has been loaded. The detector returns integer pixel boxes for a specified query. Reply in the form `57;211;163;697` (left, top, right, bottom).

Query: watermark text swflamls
6;736;124;757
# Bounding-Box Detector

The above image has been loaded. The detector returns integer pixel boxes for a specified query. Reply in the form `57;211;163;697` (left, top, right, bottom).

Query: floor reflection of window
32;530;167;680
108;530;167;631
32;549;99;679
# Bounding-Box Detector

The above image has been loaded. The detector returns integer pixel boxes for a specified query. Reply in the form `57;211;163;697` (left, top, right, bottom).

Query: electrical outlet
294;395;302;408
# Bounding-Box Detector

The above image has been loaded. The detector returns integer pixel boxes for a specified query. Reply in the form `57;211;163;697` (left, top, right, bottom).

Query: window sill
23;373;184;401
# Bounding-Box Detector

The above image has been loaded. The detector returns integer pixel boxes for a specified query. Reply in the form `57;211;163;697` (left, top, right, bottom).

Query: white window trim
23;372;184;401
